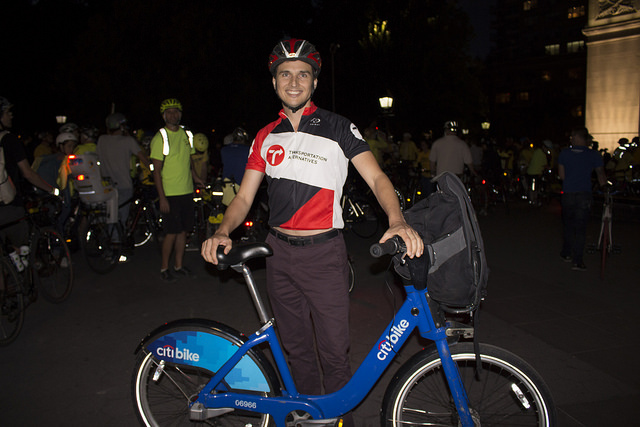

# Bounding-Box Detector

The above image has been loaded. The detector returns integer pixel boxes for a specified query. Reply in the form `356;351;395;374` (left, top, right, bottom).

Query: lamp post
379;96;394;142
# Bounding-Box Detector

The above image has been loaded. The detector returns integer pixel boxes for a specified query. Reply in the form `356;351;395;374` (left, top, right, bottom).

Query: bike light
76;174;85;181
245;221;254;227
68;154;76;159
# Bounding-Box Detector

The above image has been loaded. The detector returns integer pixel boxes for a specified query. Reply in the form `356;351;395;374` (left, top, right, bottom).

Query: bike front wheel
382;342;556;426
33;227;73;303
0;257;24;346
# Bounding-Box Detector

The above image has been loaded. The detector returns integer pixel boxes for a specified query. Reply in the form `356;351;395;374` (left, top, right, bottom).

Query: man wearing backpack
0;97;58;248
150;98;204;282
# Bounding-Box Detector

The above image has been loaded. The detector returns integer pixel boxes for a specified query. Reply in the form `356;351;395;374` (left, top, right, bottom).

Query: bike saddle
216;243;273;269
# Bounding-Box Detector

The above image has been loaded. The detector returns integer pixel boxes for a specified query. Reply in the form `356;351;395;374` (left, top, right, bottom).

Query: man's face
272;60;317;112
163;108;182;126
1;109;13;129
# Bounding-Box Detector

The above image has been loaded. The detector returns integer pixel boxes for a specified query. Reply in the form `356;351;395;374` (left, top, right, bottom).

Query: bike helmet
193;133;209;152
105;112;127;130
56;132;78;146
268;39;322;77
444;121;458;132
0;97;13;113
59;122;79;134
232;127;249;143
160;98;183;114
80;124;100;140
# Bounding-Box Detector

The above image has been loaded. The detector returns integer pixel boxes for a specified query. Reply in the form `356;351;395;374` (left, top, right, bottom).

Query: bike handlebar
370;236;406;258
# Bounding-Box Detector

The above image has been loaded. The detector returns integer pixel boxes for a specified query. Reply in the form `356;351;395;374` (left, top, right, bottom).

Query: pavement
0;196;638;426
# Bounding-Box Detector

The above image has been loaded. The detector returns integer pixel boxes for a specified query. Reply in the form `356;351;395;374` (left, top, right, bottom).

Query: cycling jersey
246;103;369;230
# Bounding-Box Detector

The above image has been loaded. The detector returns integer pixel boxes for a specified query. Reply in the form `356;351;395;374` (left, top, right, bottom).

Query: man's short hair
571;127;591;142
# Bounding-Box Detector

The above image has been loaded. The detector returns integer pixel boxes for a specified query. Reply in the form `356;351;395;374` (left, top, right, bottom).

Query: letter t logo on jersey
267;145;285;166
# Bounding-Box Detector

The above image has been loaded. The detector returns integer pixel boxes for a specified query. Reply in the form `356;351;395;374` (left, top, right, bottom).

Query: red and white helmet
268;39;322;77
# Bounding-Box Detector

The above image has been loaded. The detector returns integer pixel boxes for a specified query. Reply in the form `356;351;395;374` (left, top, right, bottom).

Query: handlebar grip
370;237;405;258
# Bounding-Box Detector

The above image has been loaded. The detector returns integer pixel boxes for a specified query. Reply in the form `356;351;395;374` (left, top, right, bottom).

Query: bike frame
186;280;474;426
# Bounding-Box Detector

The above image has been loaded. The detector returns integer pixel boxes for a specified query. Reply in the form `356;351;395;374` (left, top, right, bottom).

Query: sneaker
560;255;572;263
160;269;176;283
173;266;195;279
572;263;587;271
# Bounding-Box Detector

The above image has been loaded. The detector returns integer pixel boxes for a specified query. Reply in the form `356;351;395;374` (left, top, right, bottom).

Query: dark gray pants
265;231;351;395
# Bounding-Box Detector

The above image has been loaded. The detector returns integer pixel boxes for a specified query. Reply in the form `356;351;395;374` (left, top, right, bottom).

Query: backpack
397;171;489;313
0;130;17;205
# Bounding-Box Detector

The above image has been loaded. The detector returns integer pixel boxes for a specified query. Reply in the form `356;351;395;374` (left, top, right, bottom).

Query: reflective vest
159;127;193;156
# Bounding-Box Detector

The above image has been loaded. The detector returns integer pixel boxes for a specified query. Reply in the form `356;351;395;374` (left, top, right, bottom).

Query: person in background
558;127;607;271
430;120;476;178
150;98;204;282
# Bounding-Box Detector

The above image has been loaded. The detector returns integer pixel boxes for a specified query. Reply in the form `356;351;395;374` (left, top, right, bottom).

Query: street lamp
379;96;394;141
56;115;67;125
481;121;491;131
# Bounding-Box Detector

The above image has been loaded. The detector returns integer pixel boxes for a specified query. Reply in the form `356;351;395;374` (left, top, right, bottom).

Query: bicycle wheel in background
32;228;73;303
383;342;556;426
0;257;25;346
81;212;122;274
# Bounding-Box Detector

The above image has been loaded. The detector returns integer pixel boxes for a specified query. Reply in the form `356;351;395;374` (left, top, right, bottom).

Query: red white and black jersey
247;103;370;230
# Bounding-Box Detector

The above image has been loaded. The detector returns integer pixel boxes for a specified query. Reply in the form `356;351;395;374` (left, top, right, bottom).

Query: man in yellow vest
150;98;204;282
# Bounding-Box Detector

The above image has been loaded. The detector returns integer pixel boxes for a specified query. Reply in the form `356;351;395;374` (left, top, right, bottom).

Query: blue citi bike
132;237;556;426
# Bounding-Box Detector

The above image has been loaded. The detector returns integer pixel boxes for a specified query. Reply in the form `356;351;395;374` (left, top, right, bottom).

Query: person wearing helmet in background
150;98;204;282
191;132;210;182
430;120;476;178
75;124;100;155
201;39;423;419
59;122;80;141
0;97;59;253
96;112;150;226
221;127;250;184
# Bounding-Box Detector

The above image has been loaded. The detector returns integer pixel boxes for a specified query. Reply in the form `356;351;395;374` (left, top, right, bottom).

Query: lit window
541;71;551;81
571;105;583;118
568;6;586;19
518;92;530;101
496;93;511;104
545;44;560;55
566;40;585;53
523;0;537;11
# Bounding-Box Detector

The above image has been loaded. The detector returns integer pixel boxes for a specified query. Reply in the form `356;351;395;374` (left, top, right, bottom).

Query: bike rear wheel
81;212;122;274
0;257;24;346
382;342;556;426
132;324;279;426
33;228;73;303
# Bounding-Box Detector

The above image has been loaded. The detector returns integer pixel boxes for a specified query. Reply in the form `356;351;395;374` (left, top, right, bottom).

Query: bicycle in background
0;194;73;345
131;237;556;426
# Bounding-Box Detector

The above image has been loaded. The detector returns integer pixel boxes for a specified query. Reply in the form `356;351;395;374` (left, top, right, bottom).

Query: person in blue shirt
558;127;606;271
220;127;250;184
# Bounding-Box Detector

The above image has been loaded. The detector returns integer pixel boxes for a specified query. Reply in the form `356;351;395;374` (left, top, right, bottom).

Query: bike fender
134;318;279;393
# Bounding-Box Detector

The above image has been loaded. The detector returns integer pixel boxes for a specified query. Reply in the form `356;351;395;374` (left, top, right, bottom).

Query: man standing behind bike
558;127;606;271
201;39;423;422
151;98;204;282
97;113;150;225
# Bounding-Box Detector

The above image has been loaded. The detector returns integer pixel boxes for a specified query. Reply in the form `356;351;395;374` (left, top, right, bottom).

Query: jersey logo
267;145;285;166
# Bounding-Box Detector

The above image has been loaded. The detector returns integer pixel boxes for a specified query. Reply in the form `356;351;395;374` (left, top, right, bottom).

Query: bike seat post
234;263;270;325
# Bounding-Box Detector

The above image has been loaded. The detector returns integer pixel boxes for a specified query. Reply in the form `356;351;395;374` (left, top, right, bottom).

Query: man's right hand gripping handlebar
201;231;233;266
379;220;423;259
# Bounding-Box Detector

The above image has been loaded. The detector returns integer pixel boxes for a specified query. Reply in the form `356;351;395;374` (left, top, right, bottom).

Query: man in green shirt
150;98;204;282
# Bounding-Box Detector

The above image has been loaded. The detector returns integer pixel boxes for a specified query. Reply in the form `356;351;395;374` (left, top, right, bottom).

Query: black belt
269;228;340;247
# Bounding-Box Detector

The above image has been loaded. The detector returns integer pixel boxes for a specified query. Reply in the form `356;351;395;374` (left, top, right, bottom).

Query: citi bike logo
156;344;200;362
377;319;410;361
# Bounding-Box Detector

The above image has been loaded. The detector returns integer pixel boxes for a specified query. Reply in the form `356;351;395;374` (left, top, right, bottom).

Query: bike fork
435;339;476;427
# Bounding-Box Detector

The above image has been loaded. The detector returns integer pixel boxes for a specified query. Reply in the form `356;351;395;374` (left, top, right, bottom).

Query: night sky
4;0;492;141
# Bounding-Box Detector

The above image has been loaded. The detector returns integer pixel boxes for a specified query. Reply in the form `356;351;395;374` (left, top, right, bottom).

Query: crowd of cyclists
4;92;640;270
362;124;640;214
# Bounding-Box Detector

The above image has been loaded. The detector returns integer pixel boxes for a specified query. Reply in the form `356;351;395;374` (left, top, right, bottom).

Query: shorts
162;194;194;234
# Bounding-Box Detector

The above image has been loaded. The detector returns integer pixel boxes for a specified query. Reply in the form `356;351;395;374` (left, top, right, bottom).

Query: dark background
3;0;488;140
